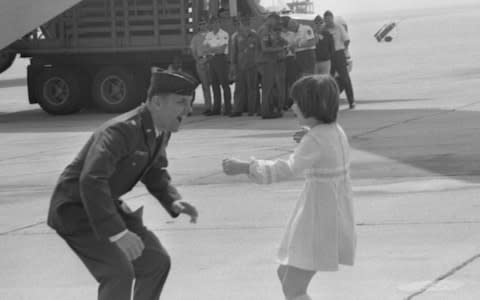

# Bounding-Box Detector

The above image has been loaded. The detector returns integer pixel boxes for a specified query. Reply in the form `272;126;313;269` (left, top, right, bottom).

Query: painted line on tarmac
405;253;480;299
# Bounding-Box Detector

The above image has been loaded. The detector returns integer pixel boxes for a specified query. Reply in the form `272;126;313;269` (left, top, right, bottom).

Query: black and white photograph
0;0;479;299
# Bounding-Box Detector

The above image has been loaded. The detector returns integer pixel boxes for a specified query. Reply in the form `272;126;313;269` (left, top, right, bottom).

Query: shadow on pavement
1;99;479;181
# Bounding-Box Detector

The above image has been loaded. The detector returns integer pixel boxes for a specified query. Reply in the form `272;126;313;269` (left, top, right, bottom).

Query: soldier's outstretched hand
172;200;198;223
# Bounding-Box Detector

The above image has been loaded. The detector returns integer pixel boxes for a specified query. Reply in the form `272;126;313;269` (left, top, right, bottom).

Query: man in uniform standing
280;16;298;110
47;69;199;300
190;18;213;115
230;15;260;117
288;19;316;76
324;10;355;109
204;16;232;115
257;13;287;119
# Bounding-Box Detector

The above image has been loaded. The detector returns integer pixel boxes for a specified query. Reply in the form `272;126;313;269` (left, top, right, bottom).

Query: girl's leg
277;264;315;300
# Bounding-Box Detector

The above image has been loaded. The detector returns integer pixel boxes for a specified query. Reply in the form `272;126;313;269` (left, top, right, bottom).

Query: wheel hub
100;75;127;105
43;77;70;106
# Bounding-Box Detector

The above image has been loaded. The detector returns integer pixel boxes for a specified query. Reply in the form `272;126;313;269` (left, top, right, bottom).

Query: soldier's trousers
284;55;298;108
233;67;259;114
195;59;212;110
60;209;170;300
209;54;232;114
260;61;285;117
331;50;355;105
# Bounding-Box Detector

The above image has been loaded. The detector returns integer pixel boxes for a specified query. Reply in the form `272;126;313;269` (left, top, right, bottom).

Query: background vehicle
0;0;286;114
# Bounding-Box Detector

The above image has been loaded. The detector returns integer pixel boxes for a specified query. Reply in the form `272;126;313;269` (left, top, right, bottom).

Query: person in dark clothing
313;15;335;75
280;16;298;110
257;13;287;119
204;16;232;115
230;16;260;117
324;10;355;109
47;69;199;300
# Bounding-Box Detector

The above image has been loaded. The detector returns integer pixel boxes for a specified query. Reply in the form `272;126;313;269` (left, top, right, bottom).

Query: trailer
0;0;273;114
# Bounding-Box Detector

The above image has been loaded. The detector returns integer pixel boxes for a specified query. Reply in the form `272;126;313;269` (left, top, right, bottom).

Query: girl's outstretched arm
223;133;321;184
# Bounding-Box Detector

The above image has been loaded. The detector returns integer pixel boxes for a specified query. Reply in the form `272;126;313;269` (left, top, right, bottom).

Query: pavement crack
352;110;455;139
405;252;480;299
0;220;45;236
357;221;480;226
352;98;480;140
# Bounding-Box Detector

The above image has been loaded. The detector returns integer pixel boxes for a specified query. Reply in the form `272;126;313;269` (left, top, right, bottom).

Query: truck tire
34;68;84;115
92;66;141;113
0;51;16;74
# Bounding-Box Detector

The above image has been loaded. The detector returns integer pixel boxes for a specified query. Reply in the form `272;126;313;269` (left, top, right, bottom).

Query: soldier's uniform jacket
47;104;180;240
257;24;287;63
231;29;259;70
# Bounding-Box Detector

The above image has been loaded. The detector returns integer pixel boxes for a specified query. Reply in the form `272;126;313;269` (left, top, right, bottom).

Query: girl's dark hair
289;74;339;124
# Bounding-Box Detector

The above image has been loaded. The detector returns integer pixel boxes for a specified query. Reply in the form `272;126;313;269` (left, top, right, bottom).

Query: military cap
147;67;199;98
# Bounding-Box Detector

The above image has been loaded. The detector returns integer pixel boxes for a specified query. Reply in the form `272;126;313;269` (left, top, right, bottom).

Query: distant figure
324;10;355;109
223;74;356;300
313;15;335;75
167;56;183;73
288;19;316;76
257;13;286;119
204;16;232;115
230;16;260;117
218;0;230;18
280;16;298;109
190;18;213;115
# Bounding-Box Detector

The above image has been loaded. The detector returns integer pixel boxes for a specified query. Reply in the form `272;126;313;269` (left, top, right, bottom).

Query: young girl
222;74;356;300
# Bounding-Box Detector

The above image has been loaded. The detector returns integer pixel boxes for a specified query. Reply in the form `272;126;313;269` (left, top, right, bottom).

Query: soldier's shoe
349;103;356;109
202;109;212;115
206;111;221;116
261;114;280;119
229;112;242;117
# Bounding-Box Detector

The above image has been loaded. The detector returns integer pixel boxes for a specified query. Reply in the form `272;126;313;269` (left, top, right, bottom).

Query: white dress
249;123;356;271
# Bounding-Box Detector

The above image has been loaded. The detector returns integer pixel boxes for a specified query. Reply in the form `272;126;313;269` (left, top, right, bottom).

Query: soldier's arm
79;123;135;240
260;35;285;53
141;133;180;218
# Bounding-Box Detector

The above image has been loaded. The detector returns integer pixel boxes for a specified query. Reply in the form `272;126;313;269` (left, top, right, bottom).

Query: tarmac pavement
2;4;480;300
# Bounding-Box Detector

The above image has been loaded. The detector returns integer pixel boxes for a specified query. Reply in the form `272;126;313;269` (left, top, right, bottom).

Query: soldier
280;16;298;110
204;16;232;115
288;19;317;77
257;13;287;119
313;15;335;74
47;69;199;300
324;10;355;109
230;15;260;117
190;18;213;115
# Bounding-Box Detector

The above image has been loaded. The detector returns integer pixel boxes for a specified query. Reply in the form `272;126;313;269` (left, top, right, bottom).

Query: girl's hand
222;158;249;175
293;128;309;143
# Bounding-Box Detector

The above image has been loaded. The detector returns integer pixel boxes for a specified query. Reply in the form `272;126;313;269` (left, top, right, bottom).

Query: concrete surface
1;4;480;300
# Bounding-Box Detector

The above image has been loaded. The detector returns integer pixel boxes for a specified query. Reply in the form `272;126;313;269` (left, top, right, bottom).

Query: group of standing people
190;10;356;120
